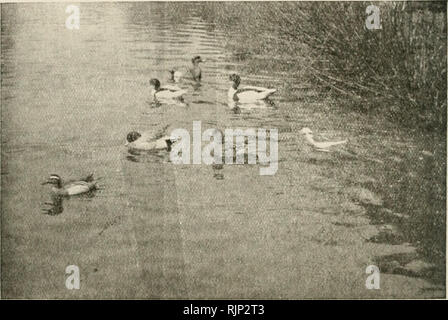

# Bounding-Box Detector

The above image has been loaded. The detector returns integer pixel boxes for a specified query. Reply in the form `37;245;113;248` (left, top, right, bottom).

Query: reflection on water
41;189;98;216
212;163;224;180
126;148;168;164
41;195;64;215
228;99;276;111
154;97;188;108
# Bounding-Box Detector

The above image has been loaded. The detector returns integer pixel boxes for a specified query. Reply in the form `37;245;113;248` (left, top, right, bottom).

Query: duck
168;56;204;83
149;78;187;100
125;131;176;151
189;56;204;82
228;74;276;103
300;127;347;152
42;173;98;196
169;70;183;83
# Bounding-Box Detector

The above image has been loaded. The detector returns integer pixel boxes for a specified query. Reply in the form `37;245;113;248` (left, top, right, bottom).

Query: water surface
1;2;444;298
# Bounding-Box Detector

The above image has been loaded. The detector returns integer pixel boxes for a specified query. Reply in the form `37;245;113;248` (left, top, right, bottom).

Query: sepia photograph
0;0;446;301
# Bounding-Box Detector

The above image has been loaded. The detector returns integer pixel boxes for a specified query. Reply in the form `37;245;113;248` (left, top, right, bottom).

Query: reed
199;1;446;275
201;1;447;132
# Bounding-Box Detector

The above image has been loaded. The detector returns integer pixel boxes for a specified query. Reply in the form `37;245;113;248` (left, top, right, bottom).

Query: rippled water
1;3;444;298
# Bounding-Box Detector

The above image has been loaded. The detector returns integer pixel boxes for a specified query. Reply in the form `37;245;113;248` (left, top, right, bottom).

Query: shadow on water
227;99;276;111
126;148;167;164
41;190;99;216
212;163;224;180
146;100;163;109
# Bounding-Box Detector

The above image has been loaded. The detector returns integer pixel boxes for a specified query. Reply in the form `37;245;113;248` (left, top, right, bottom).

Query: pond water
1;2;444;298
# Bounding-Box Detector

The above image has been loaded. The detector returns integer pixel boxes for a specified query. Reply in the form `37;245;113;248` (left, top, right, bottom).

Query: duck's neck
304;133;315;144
52;181;62;190
228;86;237;99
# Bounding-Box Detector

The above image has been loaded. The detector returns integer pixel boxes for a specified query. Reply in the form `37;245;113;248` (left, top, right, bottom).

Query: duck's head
192;56;204;65
229;73;241;89
300;128;313;135
149;78;161;91
42;174;62;188
126;131;142;145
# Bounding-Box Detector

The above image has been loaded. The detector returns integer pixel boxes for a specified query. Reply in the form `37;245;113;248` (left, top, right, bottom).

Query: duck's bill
41;180;50;185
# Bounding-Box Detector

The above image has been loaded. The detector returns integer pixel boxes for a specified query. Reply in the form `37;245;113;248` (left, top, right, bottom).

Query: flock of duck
149;56;278;104
41;55;348;215
126;55;281;151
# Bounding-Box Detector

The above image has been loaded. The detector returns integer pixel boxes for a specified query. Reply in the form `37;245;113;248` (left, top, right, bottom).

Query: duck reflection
228;99;275;111
42;194;64;215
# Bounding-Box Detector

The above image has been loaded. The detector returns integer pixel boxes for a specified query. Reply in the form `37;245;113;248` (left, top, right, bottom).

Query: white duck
228;74;276;103
149;78;187;100
300;127;347;152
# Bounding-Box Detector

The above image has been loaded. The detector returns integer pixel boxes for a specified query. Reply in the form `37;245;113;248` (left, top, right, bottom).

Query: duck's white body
126;135;173;151
61;181;97;196
151;87;187;100
162;84;183;91
303;134;347;151
228;86;277;103
300;128;347;152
